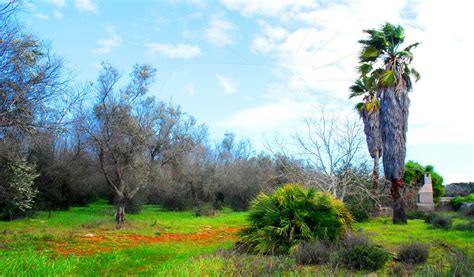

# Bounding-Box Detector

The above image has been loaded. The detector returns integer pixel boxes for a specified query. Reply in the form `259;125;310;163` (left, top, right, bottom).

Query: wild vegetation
1;1;471;276
0;201;472;275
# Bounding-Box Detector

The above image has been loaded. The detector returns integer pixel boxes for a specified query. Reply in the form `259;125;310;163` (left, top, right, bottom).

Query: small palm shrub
295;241;332;265
237;184;353;254
337;233;389;271
397;243;429;264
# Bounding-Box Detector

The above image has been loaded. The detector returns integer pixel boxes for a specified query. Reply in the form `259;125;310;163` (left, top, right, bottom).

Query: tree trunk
390;179;407;224
372;151;380;192
372;152;381;213
116;202;125;227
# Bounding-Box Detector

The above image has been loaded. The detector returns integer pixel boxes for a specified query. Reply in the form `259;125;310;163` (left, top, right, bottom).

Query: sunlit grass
0;201;472;275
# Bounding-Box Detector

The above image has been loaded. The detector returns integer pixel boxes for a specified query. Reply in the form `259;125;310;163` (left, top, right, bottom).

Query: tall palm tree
349;75;382;196
358;23;420;224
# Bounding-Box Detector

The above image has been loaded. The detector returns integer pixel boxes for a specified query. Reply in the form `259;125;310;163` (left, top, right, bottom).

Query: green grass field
0;201;472;276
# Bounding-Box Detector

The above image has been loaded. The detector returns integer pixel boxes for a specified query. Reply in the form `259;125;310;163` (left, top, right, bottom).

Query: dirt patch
51;227;240;257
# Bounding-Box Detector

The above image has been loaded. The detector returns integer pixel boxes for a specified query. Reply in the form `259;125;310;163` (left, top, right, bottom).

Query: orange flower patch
51;226;240;257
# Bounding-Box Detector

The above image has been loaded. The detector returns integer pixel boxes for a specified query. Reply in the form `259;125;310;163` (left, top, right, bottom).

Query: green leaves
410;68;421;81
380;69;397;87
359;63;373;75
238;184;353;254
360;46;380;62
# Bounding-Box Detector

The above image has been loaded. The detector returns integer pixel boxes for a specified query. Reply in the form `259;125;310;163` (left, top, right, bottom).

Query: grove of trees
1;1;442;226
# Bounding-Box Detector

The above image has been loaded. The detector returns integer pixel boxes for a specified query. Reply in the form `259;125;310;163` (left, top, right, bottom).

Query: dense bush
237;184;353;254
295;241;332;265
397;243;429;264
430;214;452;229
337;233;389;271
451;193;474;210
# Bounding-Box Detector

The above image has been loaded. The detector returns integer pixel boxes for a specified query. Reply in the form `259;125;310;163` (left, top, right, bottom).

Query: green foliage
0;158;39;220
404;160;445;202
337;233;389;271
407;210;429;220
397;243;429;264
295;241;332;265
430;214;452;229
237;184;353;254
451;193;474;210
454;222;474;232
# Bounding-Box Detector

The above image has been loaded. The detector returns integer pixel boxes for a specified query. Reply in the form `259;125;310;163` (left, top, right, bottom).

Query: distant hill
445;182;474;197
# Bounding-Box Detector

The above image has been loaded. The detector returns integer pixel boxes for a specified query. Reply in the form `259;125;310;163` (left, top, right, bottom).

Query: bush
454;222;474;232
237;184;353;254
397;243;429;264
295;241;331;265
337;233;389;271
451;193;474;210
430;215;452;229
407;210;429;220
423;212;439;224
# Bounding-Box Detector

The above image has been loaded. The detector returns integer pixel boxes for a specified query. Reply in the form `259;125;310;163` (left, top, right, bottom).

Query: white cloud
221;0;316;17
145;43;202;59
49;0;66;8
93;24;122;55
204;17;236;47
219;100;310;131
74;0;98;14
216;74;238;94
220;0;474;182
53;10;64;19
36;13;49;20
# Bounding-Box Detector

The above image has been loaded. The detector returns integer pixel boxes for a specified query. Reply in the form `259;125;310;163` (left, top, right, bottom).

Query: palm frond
380;69;397;87
360;46;380;62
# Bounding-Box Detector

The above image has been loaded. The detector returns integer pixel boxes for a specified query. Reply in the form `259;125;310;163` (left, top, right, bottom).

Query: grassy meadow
0;201;472;276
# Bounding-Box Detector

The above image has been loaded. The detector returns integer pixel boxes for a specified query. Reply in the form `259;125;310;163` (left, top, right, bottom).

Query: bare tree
270;106;375;202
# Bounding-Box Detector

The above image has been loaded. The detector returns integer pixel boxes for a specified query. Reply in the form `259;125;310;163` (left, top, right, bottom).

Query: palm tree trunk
372;151;380;192
390;179;407;224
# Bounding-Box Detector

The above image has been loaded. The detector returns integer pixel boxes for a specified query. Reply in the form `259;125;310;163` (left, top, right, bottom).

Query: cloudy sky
21;0;473;183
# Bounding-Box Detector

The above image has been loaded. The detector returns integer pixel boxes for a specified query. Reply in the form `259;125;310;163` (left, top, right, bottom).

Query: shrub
407;210;429;220
430;215;452;229
454;222;474;232
397;243;429;264
295;241;331;265
337;233;389;271
237;184;353;254
423;212;439;224
451;193;474;210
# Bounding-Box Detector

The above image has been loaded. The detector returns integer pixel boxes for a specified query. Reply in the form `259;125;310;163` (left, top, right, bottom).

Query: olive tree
84;62;157;226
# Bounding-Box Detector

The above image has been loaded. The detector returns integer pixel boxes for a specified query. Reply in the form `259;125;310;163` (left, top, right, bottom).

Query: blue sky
20;0;473;183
